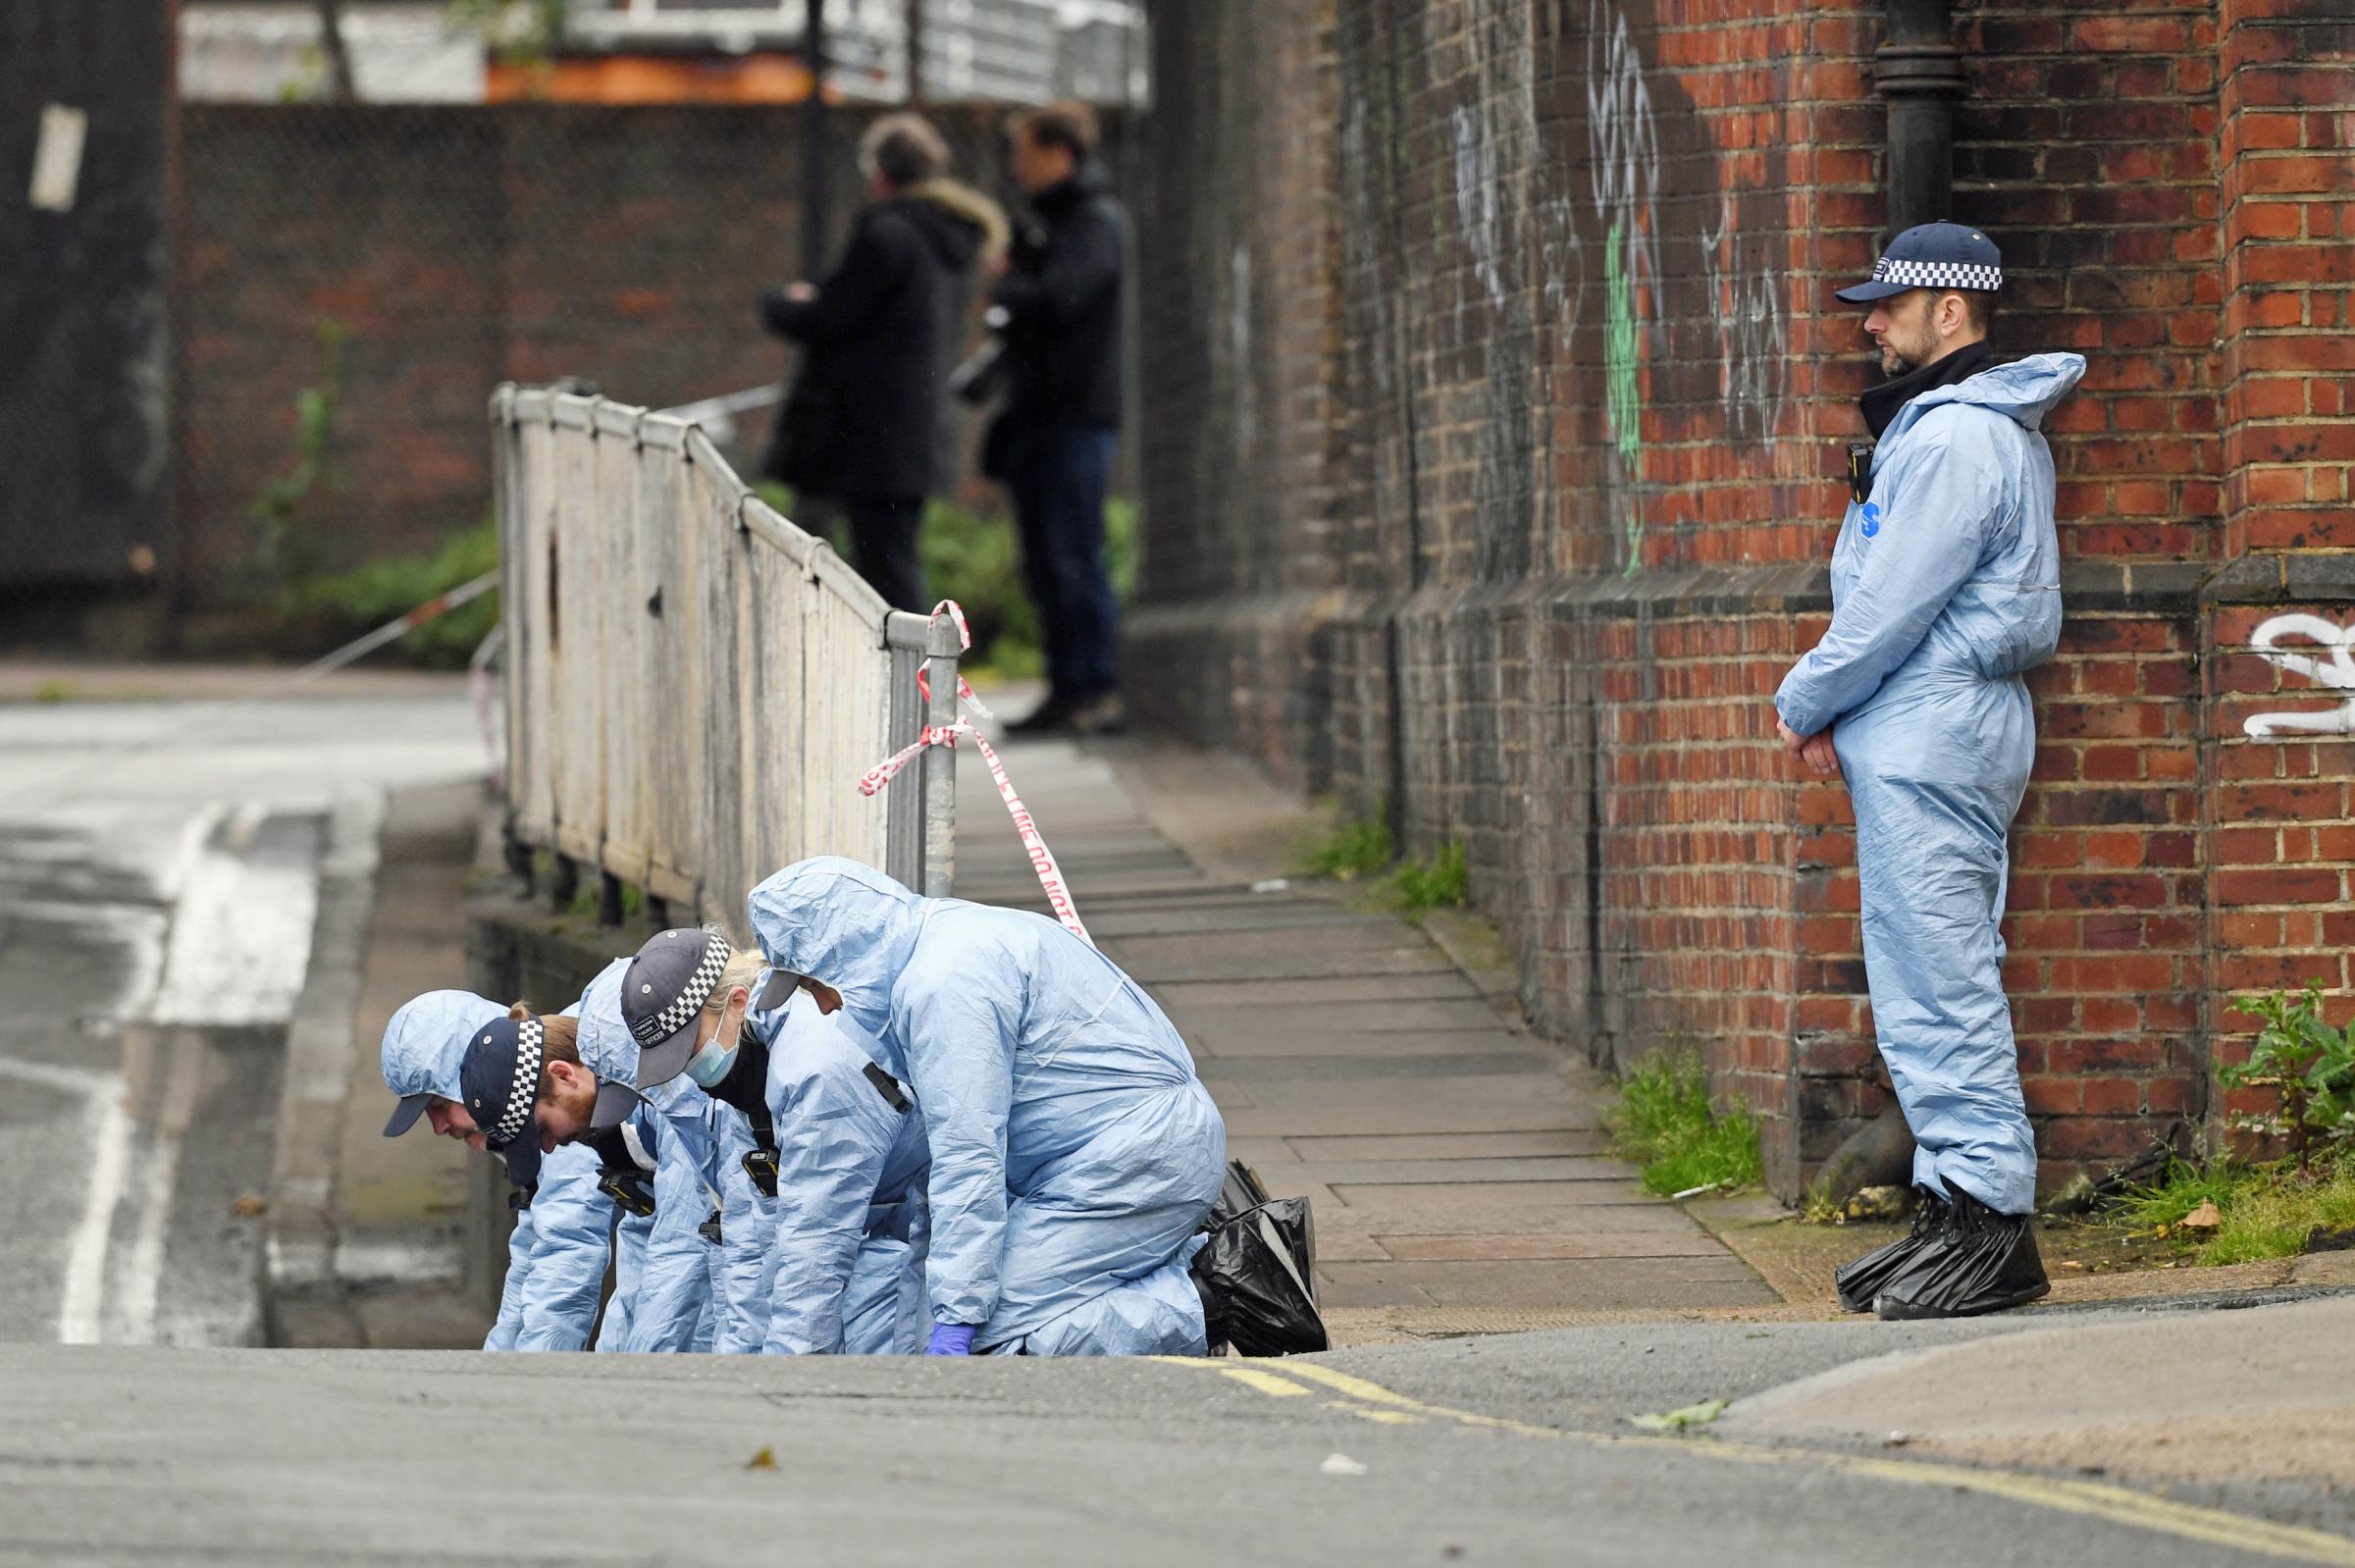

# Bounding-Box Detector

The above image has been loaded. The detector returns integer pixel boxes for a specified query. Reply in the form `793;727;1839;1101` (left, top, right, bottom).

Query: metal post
906;0;923;102
803;0;831;277
1875;0;1965;237
919;615;962;897
550;853;579;915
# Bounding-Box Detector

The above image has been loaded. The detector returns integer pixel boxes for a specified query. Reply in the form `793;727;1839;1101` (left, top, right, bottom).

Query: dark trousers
1008;421;1120;700
842;495;926;614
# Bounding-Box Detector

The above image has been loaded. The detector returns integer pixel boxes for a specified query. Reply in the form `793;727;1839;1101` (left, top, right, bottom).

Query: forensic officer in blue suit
1776;222;2084;1320
609;927;928;1355
744;858;1227;1357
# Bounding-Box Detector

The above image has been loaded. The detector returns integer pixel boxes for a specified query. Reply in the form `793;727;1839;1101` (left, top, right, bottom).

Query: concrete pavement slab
1720;1293;2355;1490
1195;1051;1562;1082
1192;1027;1544;1059
953;722;1774;1326
1377;1229;1734;1261
1319;1255;1779;1309
1277;1156;1634;1185
1286;1129;1612;1159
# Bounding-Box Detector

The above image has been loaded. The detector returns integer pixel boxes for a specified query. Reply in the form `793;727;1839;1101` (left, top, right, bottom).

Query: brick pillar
2207;0;2355;1128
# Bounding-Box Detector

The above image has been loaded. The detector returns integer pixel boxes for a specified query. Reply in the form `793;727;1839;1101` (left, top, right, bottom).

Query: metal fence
493;385;960;932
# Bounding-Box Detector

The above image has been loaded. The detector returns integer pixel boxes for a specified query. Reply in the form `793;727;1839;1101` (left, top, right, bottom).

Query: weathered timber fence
492;385;961;932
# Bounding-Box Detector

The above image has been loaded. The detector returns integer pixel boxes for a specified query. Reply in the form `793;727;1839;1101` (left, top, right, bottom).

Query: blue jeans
1008;421;1120;701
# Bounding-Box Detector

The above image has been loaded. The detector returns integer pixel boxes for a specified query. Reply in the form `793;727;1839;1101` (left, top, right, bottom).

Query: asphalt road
7;1304;2352;1568
0;686;484;1345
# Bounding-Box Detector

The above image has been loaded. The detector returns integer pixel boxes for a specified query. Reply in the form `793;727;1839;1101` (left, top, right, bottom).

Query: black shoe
1833;1187;1950;1313
1872;1190;2051;1321
1006;693;1077;734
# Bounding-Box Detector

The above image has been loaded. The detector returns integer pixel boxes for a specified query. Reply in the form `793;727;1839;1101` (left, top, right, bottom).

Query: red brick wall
2206;0;2355;1124
1133;0;2355;1197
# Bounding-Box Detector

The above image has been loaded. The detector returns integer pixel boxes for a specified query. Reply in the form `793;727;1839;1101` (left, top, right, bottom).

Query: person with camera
987;101;1130;736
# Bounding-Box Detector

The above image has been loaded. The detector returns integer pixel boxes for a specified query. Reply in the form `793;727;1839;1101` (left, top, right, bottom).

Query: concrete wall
1127;0;2355;1199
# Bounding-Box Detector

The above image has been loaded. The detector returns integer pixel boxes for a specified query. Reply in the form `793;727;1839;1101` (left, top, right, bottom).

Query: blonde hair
706;944;767;1016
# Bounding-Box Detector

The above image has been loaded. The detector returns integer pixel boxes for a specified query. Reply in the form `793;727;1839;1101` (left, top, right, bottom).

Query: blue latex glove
925;1322;975;1357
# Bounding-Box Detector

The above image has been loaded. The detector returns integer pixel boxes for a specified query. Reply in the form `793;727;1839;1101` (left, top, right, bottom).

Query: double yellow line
1152;1358;2355;1567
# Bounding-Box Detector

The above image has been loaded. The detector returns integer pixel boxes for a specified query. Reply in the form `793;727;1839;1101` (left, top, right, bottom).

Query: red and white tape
858;601;1090;946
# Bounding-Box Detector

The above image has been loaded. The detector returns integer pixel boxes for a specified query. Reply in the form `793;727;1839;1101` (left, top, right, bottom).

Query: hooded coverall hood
1882;350;2083;445
381;990;509;1104
746;857;926;1044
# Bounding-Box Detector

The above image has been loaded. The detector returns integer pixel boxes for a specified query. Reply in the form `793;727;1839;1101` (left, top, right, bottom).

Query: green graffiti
1603;218;1645;576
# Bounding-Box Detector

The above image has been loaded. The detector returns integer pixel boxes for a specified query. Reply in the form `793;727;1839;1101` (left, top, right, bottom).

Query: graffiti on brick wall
2243;613;2355;737
1453;107;1506;310
1699;192;1788;448
1585;0;1658;577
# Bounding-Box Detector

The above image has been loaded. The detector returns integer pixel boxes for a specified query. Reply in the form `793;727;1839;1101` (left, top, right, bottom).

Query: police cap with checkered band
457;1016;547;1188
618;926;793;1089
1836;222;2003;304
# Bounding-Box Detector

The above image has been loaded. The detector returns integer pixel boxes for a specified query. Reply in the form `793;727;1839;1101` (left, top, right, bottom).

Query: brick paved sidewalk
953;724;1777;1341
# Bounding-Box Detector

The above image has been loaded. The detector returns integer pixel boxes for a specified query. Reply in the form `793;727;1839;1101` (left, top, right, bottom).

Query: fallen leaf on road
231;1194;267;1217
1321;1453;1369;1476
2182;1200;2223;1230
744;1446;777;1472
1631;1398;1729;1433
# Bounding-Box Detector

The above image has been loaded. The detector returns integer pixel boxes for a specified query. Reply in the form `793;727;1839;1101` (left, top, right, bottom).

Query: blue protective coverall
1776;351;2085;1218
381;988;612;1346
578;958;771;1353
748;979;931;1355
749;858;1226;1356
379;983;714;1352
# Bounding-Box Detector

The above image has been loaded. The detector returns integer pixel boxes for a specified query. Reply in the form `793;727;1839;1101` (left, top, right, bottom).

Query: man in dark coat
992;101;1128;735
762;114;1006;612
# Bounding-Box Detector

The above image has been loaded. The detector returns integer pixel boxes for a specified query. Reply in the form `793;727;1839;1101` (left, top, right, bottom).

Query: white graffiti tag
2243;614;2355;737
1700;192;1789;448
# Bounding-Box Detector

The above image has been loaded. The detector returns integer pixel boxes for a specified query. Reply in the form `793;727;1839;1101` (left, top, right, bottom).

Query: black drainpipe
1812;0;1969;1205
1874;0;1966;235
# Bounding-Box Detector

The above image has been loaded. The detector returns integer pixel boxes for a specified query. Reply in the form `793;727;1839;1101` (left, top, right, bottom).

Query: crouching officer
381;982;720;1352
1775;222;2085;1319
617;925;930;1355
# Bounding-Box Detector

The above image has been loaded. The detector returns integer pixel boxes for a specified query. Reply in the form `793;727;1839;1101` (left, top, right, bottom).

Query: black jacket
762;182;1004;501
991;162;1125;430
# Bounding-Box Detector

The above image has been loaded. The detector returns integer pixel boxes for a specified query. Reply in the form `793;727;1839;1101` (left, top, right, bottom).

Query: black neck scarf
1859;340;1995;441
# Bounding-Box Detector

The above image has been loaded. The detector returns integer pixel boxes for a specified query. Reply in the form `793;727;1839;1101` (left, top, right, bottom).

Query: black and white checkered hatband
1867;255;2002;292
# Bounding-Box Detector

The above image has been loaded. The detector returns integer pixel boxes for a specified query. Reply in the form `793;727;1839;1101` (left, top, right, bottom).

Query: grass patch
2109;1153;2355;1265
1390;840;1468;911
300;518;499;668
1297;810;1393;882
1611;1050;1765;1198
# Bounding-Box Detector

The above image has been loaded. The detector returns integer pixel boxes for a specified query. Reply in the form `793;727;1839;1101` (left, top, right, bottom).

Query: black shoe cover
1833;1188;1950;1313
1872;1191;2050;1320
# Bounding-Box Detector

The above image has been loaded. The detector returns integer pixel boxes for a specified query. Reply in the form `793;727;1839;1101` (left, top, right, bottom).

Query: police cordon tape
0;569;503;810
858;601;1094;947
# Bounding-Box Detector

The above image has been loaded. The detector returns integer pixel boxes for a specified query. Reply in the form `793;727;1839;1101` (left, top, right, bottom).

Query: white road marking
150;804;319;1027
121;1030;208;1345
56;1070;133;1346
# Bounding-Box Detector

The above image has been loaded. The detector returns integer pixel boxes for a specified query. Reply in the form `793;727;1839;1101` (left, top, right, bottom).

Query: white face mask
685;1031;740;1089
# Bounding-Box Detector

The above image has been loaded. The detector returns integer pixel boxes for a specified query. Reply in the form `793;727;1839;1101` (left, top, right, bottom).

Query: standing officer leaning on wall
1775;222;2085;1321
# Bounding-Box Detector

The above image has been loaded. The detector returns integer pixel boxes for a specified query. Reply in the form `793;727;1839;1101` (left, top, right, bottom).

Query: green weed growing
1611;1050;1766;1198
